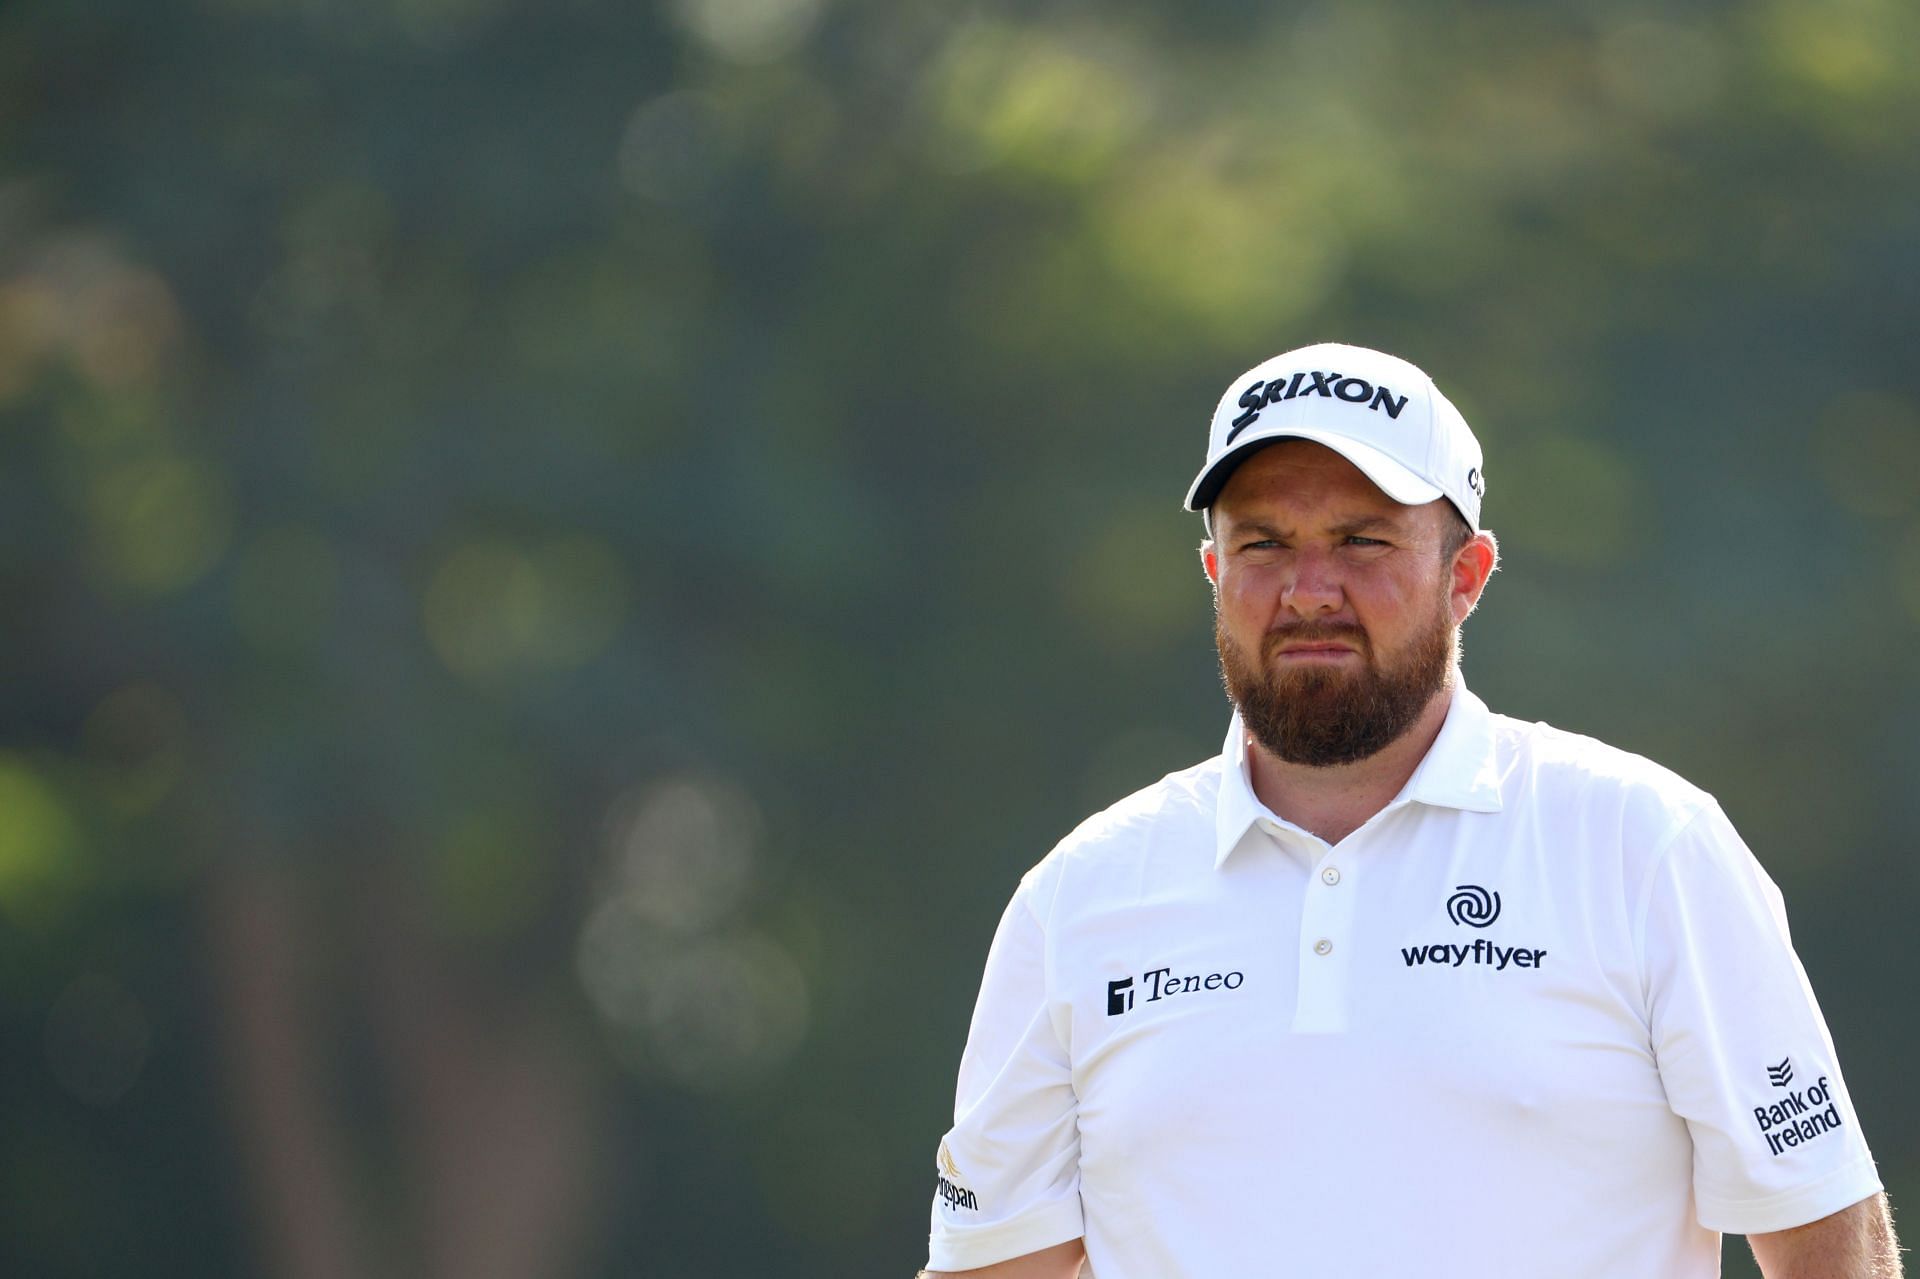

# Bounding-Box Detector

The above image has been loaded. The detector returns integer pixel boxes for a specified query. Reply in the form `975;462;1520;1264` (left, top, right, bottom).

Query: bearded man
917;344;1900;1279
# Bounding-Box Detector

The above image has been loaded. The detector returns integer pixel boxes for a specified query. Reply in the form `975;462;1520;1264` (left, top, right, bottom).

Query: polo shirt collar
1213;679;1505;868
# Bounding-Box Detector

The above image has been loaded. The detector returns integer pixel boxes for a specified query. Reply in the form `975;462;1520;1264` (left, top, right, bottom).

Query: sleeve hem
1698;1158;1883;1236
926;1199;1084;1273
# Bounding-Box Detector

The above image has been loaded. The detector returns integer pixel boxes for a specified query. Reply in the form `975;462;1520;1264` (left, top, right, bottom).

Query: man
920;344;1901;1278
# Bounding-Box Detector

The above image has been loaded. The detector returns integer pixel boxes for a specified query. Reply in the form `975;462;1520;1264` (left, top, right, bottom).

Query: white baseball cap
1184;342;1485;531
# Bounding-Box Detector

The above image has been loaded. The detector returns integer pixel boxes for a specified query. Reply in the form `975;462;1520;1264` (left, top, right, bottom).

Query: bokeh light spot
422;534;629;679
928;23;1149;180
604;773;761;935
1097;156;1346;330
86;457;234;594
1759;0;1902;99
424;540;543;678
668;0;821;64
0;758;82;920
577;773;800;1090
0;232;181;393
578;914;808;1092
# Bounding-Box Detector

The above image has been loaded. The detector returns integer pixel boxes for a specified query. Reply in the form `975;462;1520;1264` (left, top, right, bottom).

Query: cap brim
1183;426;1445;513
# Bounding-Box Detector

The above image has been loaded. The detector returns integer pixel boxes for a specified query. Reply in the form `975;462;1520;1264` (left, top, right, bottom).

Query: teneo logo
935;1142;978;1212
1106;965;1244;1016
1446;884;1501;928
1226;370;1410;444
1753;1074;1845;1157
1768;1057;1795;1089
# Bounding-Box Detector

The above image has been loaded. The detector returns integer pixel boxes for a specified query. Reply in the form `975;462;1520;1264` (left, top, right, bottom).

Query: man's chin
1268;666;1363;700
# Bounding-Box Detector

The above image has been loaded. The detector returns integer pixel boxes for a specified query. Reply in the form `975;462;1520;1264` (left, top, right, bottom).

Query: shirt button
1321;867;1341;886
1313;938;1333;956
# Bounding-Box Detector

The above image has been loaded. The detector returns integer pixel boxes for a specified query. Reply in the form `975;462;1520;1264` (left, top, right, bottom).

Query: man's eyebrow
1222;519;1290;541
1222;514;1405;541
1327;514;1404;536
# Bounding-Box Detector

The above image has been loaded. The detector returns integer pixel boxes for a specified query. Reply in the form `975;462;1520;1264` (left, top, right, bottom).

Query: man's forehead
1212;440;1415;527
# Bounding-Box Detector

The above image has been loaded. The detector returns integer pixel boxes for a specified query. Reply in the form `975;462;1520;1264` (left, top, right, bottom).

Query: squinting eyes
1239;537;1390;551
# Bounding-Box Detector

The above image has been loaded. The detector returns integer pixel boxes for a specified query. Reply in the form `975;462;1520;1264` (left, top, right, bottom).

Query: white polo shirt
927;682;1881;1278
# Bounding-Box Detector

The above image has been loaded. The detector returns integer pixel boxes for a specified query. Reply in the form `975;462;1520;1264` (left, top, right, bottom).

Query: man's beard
1216;598;1456;768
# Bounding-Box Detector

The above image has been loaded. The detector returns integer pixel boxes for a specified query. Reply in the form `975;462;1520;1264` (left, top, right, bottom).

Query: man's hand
1748;1192;1903;1278
919;1238;1086;1279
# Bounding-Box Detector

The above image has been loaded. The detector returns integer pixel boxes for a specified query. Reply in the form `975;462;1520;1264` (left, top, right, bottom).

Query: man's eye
1346;536;1387;547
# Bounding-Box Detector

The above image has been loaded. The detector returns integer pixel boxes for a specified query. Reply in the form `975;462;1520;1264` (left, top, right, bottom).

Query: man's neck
1244;679;1456;847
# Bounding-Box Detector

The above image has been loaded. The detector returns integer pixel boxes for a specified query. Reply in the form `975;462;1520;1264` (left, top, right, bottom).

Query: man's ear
1200;540;1219;586
1449;530;1499;623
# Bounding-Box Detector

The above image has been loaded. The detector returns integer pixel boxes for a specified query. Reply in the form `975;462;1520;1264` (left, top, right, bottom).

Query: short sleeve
926;875;1084;1271
1639;802;1882;1235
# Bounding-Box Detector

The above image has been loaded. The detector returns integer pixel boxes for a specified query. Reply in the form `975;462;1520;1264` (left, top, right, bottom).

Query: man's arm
919;1239;1085;1279
1748;1192;1903;1278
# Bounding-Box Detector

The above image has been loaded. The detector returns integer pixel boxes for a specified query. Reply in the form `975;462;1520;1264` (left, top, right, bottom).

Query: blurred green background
3;0;1917;1275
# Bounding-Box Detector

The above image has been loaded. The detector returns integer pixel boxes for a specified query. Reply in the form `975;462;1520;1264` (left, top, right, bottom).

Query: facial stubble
1215;589;1457;768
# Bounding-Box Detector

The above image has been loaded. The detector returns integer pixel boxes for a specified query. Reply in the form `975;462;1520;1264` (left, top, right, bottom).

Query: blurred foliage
2;0;1918;1276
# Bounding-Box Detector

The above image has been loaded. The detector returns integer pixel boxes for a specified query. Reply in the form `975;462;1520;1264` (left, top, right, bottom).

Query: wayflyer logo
1446;884;1501;928
1402;885;1547;971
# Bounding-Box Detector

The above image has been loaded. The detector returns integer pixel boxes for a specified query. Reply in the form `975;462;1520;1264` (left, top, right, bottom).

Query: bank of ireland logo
1751;1065;1845;1157
1446;884;1501;928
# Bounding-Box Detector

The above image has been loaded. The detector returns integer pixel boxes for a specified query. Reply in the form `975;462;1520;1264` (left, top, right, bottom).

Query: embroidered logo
935;1142;979;1212
1104;965;1245;1016
1446;884;1501;928
1752;1074;1845;1157
1401;885;1547;971
1226;370;1410;443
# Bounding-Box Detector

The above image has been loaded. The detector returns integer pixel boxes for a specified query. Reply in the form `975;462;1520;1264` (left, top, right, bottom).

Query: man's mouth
1274;644;1357;661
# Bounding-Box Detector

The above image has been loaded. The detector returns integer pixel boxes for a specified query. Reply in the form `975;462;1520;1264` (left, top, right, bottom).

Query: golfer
919;343;1900;1278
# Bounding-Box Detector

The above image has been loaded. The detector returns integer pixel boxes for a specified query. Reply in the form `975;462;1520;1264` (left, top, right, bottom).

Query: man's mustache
1261;623;1370;657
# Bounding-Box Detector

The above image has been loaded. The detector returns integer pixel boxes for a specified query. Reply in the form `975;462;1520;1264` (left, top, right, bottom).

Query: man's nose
1281;548;1344;617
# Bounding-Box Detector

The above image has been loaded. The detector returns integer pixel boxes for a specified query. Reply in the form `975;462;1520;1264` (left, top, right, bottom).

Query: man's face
1203;440;1475;767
